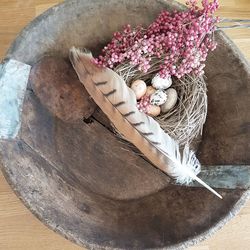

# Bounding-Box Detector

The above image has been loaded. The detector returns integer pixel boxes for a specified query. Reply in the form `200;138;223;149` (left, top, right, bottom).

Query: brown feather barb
69;47;222;199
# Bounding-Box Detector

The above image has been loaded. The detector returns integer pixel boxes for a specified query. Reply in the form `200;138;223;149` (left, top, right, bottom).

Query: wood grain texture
0;1;250;250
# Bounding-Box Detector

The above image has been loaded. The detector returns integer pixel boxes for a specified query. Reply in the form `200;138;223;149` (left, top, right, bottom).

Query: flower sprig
95;0;219;78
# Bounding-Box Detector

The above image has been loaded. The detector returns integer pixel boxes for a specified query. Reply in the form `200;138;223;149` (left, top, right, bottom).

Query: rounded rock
160;88;178;113
131;80;147;100
150;90;167;106
147;105;161;117
151;74;172;90
29;56;97;122
145;86;157;96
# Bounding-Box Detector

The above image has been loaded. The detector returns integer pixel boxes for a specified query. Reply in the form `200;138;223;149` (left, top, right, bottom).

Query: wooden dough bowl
1;1;250;249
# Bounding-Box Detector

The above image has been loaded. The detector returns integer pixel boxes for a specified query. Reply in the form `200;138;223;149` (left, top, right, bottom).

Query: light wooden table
0;1;250;249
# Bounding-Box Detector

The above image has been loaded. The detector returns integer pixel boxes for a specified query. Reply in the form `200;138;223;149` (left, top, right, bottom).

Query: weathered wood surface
197;32;250;166
0;135;244;249
0;0;250;250
18;84;170;200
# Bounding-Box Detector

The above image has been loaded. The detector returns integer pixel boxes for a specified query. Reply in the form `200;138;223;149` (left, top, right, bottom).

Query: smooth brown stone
29;56;97;122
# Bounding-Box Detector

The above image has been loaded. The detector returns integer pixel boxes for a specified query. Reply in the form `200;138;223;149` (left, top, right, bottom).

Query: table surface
1;1;250;249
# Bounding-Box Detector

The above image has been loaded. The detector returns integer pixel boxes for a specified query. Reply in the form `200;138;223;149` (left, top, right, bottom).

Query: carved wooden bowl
1;0;250;249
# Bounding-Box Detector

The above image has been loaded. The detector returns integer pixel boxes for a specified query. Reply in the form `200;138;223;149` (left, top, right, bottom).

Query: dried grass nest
115;62;208;147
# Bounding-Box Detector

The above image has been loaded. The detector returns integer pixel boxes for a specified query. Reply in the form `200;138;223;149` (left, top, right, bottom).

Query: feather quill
69;47;222;199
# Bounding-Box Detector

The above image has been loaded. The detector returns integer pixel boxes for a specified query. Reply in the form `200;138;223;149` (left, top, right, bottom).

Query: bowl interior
1;0;250;249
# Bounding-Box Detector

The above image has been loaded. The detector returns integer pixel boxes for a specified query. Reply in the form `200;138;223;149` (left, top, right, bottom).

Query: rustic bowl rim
2;1;250;249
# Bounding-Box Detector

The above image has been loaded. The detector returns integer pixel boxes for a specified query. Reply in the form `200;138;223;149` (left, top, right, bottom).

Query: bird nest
115;62;207;146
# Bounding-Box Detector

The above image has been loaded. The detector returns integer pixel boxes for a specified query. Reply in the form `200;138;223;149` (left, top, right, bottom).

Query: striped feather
69;47;222;199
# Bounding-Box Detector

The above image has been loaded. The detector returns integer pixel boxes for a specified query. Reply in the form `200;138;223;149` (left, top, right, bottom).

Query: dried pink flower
96;0;219;78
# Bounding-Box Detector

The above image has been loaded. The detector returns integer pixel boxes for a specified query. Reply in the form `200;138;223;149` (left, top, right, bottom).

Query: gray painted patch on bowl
0;59;30;139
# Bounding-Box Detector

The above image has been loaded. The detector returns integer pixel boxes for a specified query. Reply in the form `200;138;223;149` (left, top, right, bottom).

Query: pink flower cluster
95;0;219;78
137;95;151;113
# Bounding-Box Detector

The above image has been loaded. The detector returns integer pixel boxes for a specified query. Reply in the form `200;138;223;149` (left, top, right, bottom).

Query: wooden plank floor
0;1;250;249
